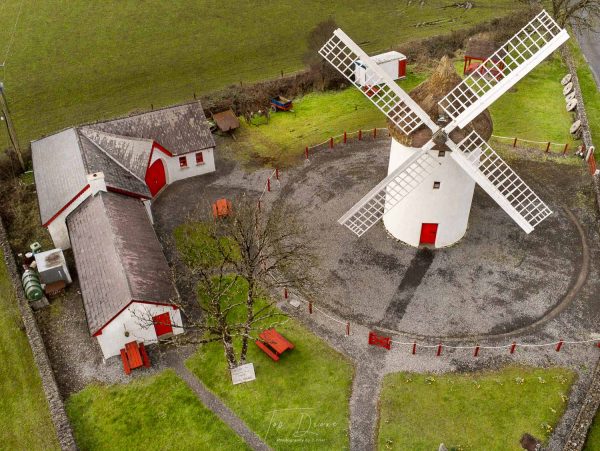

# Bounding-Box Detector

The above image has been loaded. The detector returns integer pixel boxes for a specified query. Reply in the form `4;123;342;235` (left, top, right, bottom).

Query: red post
305;146;309;159
275;167;279;180
556;340;564;352
510;342;517;354
474;345;480;357
267;178;271;192
563;143;569;155
373;128;377;138
545;142;551;153
345;322;350;336
436;343;442;357
343;131;347;144
513;137;518;148
284;287;288;299
358;130;362;141
329;137;334;149
412;342;417;355
308;301;313;314
257;200;261;211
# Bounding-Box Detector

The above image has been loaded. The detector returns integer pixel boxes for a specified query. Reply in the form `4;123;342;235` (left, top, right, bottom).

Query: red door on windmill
146;159;166;196
419;223;438;246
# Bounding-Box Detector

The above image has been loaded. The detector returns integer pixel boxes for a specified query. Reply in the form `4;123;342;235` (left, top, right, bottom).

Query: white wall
96;302;184;359
150;147;216;185
354;59;403;86
382;139;476;248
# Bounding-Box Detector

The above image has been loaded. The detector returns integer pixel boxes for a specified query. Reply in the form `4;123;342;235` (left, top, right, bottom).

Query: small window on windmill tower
438;150;446;157
433;181;441;189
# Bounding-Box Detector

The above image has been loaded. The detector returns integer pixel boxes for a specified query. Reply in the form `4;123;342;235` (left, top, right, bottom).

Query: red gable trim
144;141;174;178
42;184;91;227
92;299;178;336
106;185;150;200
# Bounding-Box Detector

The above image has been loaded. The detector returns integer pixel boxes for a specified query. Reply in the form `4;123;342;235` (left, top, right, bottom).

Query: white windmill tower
319;10;569;248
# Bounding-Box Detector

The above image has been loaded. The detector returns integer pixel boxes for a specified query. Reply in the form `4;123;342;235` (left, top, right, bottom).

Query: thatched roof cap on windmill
465;32;497;60
387;56;493;149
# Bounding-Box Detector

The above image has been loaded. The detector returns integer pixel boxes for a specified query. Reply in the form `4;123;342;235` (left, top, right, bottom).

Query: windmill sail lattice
319;29;437;135
338;152;440;236
447;132;552;233
439;10;569;130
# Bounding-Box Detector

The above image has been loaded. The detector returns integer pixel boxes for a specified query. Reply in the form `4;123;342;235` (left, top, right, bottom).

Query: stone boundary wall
561;46;600;451
0;218;77;450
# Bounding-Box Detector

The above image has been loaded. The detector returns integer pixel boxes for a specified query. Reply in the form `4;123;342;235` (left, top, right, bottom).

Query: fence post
474;345;480;357
358;129;362;141
510;342;517;354
412;342;417;355
556;340;564;352
513;137;518;148
436;343;442;357
267;178;271;192
563;143;569;155
546;142;551;153
305;146;309;159
373;128;377;139
257;200;261;211
343;131;347;144
284;287;288;299
275;167;279;180
329;137;334;149
345;322;350;336
308;301;313;314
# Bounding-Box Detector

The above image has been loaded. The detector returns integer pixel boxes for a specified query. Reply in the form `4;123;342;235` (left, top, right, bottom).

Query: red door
153;312;173;337
398;59;407;78
145;159;166;196
419;223;438;246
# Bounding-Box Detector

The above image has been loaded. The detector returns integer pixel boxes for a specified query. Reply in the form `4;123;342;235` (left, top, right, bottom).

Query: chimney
87;172;107;194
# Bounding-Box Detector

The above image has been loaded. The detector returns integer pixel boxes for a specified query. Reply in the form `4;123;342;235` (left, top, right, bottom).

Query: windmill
319;10;569;248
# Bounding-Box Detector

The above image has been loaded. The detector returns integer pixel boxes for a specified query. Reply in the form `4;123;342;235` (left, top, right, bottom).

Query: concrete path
574;18;600;88
165;351;272;451
349;361;385;451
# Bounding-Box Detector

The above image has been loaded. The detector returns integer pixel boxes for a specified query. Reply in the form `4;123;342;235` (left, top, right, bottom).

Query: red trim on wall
152;142;173;157
106;186;150;200
92;299;178;336
43;184;91;227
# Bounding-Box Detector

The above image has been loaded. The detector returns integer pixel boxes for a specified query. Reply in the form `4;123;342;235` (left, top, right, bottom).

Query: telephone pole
0;81;25;171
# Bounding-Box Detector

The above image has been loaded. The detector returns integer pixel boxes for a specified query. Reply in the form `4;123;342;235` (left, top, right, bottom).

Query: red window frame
195;152;204;165
179;156;187;168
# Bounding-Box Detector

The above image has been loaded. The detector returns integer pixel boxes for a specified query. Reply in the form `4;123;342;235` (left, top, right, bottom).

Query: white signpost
231;363;256;385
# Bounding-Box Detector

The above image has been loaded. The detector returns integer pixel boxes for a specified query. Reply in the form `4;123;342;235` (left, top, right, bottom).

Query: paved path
349;360;385;451
574;19;600;88
165;351;272;451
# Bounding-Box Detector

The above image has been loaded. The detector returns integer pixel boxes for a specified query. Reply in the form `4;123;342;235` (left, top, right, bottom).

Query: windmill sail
319;29;437;135
439;10;569;130
338;151;440;236
448;131;552;233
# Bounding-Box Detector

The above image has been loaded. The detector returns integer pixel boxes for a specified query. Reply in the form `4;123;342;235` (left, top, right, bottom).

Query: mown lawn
0;249;59;450
0;0;521;146
585;411;600;450
378;366;576;451
66;370;250;451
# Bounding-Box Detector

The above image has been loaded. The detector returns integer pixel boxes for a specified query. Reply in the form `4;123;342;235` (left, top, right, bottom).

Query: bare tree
138;196;318;369
303;18;343;89
524;0;600;31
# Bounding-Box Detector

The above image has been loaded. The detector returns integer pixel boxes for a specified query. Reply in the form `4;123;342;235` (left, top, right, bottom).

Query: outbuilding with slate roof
67;191;182;359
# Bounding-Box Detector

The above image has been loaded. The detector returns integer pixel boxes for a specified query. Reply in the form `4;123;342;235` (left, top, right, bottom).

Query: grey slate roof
79;128;153;180
89;102;215;155
67;191;178;335
32;129;89;225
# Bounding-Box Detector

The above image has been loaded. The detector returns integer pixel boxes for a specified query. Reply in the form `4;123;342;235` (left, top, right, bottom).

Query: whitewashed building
354;51;407;86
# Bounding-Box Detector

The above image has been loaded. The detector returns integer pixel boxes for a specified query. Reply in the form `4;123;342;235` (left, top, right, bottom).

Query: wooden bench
255;340;280;361
255;328;294;362
120;340;151;375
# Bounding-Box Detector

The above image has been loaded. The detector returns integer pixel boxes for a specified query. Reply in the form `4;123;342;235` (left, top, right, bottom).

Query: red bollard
345;322;350;336
267;178;271;192
373;128;377;138
546;142;551;153
358;129;362;140
412;342;417;355
563;143;569;155
436;343;442;357
343;131;347;144
257;200;261;211
308;301;313;314
329;137;334;149
513;137;518;148
474;345;480;357
305;146;309;159
275;167;279;180
556;340;564;352
510;342;517;354
284;287;288;299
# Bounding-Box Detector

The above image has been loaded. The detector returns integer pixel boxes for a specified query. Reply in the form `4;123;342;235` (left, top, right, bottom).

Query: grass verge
378;366;576;451
0;248;59;449
66;369;250;451
585;411;600;450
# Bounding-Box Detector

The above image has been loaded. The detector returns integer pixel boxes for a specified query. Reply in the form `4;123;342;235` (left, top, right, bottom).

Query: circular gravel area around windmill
280;137;600;339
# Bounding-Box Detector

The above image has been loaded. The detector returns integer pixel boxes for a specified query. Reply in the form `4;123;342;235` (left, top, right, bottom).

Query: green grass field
66;370;250;451
0;0;521;147
585;412;600;450
378;366;576;450
0;248;59;450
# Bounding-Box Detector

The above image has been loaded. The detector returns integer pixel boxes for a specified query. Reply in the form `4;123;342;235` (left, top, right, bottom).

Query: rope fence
491;134;571;155
303;127;390;160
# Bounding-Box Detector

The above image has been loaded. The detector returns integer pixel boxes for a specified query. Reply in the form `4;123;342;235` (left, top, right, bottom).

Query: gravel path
165;349;272;451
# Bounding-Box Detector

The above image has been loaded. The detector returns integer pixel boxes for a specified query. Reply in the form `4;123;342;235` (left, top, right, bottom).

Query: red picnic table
120;340;151;375
255;328;294;361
